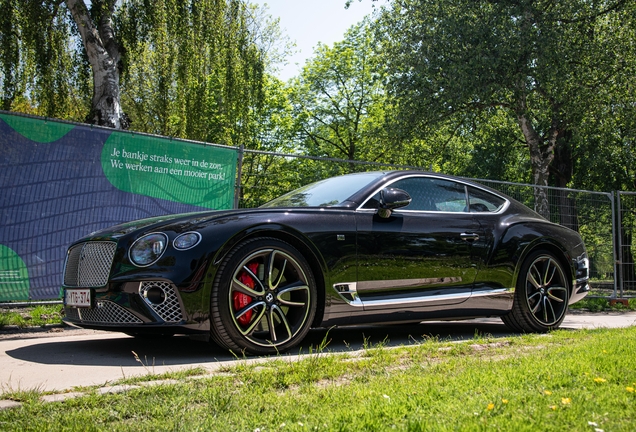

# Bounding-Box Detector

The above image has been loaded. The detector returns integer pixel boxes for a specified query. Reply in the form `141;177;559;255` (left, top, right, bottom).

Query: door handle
460;232;480;242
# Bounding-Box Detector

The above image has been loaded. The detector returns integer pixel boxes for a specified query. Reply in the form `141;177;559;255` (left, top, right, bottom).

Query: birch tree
65;0;127;128
0;0;271;133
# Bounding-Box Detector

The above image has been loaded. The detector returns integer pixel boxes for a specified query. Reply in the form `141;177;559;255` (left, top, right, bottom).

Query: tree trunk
517;113;557;220
551;132;579;231
65;0;128;129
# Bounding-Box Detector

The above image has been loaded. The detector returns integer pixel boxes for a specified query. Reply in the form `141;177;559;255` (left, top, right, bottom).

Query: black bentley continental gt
62;171;590;354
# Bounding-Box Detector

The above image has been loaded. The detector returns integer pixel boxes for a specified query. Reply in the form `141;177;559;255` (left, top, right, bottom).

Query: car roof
344;170;509;206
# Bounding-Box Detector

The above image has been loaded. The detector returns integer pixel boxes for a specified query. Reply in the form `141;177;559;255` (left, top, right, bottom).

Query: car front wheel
210;238;317;355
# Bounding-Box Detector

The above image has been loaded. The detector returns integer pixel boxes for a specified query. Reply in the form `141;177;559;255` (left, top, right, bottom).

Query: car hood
83;209;244;240
79;206;343;242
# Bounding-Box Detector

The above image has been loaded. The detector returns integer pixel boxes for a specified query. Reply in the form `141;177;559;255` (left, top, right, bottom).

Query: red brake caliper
234;262;259;326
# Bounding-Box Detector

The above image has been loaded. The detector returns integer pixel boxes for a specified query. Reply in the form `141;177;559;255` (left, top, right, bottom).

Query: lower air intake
65;300;142;324
139;281;184;323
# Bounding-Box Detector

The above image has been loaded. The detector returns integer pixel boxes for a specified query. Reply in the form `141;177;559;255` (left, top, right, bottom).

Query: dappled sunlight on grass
1;327;636;431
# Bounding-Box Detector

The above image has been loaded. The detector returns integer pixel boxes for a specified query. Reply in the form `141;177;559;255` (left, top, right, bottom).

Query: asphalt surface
1;311;635;393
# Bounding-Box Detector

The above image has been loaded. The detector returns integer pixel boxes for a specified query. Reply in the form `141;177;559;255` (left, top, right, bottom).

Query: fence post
612;191;619;298
616;191;624;298
234;144;244;209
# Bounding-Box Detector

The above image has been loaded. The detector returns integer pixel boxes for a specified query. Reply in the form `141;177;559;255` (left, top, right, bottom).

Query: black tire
210;237;318;355
502;250;570;332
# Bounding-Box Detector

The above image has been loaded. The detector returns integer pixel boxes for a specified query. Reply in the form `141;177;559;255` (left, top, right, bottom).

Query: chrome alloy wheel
229;248;312;348
524;255;568;326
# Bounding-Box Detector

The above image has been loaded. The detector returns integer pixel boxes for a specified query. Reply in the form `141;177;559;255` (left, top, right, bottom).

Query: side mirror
377;187;412;218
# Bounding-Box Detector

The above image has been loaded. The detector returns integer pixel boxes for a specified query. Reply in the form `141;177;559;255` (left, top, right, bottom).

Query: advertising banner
0;112;238;300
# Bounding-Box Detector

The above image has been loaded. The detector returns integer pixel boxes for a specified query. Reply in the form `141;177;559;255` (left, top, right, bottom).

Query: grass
569;296;636;312
1;326;635;431
0;304;64;328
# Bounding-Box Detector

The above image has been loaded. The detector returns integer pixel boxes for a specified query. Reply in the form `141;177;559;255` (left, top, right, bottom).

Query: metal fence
476;179;618;297
3;111;631;302
237;149;629;298
618;192;636;297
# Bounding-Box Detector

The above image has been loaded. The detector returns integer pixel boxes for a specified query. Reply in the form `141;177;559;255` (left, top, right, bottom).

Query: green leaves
291;20;391;165
375;0;636;205
3;0;635;198
117;0;266;145
0;0;90;118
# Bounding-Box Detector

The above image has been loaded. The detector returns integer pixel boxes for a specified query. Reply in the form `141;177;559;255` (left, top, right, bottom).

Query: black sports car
62;171;590;354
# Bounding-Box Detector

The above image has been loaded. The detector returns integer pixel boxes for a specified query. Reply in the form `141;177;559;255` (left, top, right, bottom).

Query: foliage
0;0;90;119
291;19;391;167
2;0;636;225
0;0;273;134
239;20;413;208
455;110;530;182
116;0;268;145
237;75;312;207
570;297;636;312
574;79;636;193
376;0;636;215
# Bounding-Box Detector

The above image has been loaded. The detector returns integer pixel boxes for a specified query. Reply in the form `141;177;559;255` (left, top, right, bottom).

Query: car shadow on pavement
4;318;512;367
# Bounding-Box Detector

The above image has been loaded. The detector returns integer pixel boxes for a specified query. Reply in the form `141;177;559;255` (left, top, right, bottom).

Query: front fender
211;222;329;275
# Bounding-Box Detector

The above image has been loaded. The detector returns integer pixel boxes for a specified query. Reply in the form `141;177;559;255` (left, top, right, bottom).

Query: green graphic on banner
0;245;30;301
0;113;75;143
101;132;238;209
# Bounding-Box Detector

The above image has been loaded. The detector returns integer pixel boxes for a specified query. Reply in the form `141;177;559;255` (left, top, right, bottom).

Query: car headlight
173;232;202;250
129;233;168;267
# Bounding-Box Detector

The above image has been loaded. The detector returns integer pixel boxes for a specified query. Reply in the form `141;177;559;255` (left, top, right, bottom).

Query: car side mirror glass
378;188;412;218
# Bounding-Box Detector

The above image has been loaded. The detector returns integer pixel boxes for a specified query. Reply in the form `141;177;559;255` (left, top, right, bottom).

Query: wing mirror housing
377;187;412;218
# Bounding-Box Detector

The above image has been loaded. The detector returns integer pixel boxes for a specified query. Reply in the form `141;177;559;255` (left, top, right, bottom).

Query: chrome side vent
333;282;362;307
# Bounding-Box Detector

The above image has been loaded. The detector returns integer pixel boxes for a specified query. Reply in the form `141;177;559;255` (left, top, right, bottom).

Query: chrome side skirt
333;282;512;309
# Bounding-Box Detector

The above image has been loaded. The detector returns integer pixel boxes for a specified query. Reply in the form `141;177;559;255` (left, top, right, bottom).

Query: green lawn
1;326;635;431
0;304;63;328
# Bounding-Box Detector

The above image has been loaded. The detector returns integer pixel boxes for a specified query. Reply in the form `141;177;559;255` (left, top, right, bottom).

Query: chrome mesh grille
64;300;142;324
64;241;117;287
140;281;184;323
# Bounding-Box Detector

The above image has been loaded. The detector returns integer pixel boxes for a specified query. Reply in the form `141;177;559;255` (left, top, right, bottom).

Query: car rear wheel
210;238;317;355
502;250;570;332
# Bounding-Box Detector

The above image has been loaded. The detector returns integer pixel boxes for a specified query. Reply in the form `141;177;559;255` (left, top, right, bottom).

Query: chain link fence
238;149;626;298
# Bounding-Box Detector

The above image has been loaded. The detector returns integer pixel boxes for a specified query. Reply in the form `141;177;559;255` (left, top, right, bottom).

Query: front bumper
63;280;206;334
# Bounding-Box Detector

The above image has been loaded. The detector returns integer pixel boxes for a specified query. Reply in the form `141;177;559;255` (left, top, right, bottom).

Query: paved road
2;312;635;393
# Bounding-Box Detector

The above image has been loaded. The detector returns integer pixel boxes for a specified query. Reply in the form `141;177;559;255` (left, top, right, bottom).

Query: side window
391;177;467;212
468;186;506;213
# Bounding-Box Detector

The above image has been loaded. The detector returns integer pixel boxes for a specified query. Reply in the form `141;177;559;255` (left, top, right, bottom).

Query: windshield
260;172;384;208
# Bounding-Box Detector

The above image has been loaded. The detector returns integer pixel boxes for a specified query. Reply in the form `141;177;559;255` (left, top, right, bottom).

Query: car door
354;176;489;310
464;184;509;294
